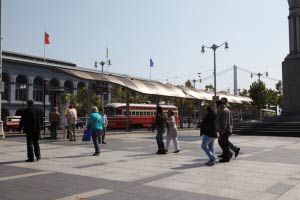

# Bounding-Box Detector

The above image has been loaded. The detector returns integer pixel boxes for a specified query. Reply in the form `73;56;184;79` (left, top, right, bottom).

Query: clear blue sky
3;0;288;92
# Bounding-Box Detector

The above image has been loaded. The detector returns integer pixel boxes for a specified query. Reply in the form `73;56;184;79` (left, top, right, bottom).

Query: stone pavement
1;130;300;200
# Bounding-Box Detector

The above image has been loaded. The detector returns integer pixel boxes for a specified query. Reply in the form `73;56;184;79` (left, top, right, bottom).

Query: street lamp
95;59;111;109
193;73;202;89
201;42;229;109
250;71;268;81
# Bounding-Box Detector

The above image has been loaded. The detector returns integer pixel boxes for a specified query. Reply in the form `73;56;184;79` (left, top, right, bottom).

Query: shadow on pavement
0;160;28;165
171;159;207;170
126;153;157;157
53;154;91;159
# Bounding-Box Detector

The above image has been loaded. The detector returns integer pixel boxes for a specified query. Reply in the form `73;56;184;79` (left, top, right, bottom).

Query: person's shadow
171;158;208;170
0;160;29;165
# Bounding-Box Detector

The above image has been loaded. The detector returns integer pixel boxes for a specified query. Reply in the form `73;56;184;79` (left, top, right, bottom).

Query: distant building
2;51;109;119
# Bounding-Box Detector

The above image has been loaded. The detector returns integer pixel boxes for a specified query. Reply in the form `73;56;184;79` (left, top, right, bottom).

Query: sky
3;0;289;93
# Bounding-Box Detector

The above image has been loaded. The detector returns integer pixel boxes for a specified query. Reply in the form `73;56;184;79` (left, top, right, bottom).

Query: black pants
26;132;41;160
218;132;231;160
50;122;59;139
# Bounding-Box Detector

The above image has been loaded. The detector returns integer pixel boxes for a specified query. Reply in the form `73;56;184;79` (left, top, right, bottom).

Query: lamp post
95;59;111;109
201;42;229;109
250;71;268;81
0;0;4;138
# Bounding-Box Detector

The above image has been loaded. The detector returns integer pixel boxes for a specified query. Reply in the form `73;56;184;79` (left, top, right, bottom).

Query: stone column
10;75;17;103
28;76;34;100
282;0;300;118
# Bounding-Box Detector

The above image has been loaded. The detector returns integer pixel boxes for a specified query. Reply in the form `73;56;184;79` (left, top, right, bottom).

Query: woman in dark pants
87;106;103;156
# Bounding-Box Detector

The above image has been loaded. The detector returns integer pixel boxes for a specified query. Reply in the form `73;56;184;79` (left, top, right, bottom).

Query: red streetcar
105;103;179;129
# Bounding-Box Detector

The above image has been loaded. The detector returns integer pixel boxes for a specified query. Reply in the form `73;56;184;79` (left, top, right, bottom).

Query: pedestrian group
20;98;239;166
152;97;240;166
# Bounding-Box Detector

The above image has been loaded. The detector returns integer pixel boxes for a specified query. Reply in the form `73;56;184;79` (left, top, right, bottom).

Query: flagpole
106;47;108;72
44;43;46;62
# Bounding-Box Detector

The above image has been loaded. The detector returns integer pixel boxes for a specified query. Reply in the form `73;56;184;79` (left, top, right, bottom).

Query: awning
57;67;252;104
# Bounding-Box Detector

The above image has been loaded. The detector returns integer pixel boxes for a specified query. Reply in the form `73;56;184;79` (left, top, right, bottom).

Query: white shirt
103;114;108;126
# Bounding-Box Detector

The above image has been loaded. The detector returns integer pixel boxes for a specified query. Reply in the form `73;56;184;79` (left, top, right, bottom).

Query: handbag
82;128;92;141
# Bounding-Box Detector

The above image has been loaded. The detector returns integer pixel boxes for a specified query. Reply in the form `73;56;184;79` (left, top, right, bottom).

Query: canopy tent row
57;67;252;104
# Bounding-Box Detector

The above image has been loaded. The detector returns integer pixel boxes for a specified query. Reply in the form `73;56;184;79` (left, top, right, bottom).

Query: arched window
77;82;86;90
2;73;10;101
33;77;43;102
49;78;59;90
64;80;73;94
15;75;27;101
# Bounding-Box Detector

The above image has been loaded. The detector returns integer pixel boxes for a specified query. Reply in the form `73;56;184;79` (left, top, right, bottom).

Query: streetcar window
136;112;140;116
116;109;122;115
132;111;136;115
106;107;116;116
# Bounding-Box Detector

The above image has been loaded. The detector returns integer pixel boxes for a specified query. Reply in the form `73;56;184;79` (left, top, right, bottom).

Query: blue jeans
92;130;100;153
229;140;237;152
201;135;216;161
156;128;165;144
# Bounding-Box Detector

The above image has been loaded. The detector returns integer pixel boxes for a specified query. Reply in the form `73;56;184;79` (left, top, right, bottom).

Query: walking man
216;100;233;162
67;104;77;141
19;100;43;162
152;106;167;154
100;109;108;144
200;106;217;166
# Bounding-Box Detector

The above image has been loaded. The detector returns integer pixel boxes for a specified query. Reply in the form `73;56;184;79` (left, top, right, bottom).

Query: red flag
44;32;50;44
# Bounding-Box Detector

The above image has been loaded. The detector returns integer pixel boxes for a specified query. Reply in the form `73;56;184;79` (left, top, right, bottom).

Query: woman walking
87;106;103;156
166;110;180;153
200;106;217;166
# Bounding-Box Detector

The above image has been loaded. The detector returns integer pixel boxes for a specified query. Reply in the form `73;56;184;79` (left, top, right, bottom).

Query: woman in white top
166;110;180;153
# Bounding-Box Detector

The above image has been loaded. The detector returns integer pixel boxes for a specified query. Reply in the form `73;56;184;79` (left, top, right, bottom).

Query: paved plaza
1;130;300;200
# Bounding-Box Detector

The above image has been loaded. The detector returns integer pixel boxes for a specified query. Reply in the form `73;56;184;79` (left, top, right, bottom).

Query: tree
204;84;214;92
239;89;249;96
71;87;101;117
249;80;267;110
185;80;193;88
265;88;278;107
110;85;126;103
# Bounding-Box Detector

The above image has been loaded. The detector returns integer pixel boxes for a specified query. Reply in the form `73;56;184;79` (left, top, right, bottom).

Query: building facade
1;51;96;120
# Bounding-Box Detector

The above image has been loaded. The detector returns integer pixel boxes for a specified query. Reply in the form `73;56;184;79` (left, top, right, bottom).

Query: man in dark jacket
152;106;167;154
201;106;217;166
19;100;43;162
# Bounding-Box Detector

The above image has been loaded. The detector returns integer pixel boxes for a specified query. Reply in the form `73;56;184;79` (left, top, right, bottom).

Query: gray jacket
217;107;233;133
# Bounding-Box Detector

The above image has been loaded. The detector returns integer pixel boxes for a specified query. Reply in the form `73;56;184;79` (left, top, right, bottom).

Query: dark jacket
153;114;166;130
200;112;217;138
19;107;42;134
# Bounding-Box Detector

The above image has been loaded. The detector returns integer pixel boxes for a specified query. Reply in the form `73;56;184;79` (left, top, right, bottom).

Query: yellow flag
106;47;109;58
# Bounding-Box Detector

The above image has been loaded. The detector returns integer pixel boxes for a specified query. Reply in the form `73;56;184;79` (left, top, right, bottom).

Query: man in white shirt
67;104;77;141
100;108;108;144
